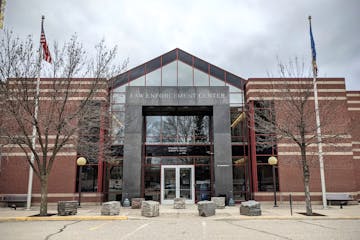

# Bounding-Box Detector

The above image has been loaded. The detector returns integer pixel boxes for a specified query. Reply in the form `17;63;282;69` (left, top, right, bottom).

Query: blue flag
309;17;318;75
310;24;316;62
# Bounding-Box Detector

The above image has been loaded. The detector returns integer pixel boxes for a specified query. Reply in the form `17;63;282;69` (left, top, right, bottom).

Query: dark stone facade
123;86;233;202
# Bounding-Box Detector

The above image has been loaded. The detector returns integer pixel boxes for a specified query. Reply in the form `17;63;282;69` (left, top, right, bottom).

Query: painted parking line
120;223;150;240
0;215;128;222
202;221;206;240
89;221;112;231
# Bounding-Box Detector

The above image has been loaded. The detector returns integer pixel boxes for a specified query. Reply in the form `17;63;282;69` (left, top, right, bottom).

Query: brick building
0;49;359;205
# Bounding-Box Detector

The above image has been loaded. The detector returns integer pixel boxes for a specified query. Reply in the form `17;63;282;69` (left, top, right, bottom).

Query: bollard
289;194;293;216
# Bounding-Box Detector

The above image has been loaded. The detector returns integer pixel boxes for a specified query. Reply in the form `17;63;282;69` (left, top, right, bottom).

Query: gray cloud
3;0;360;89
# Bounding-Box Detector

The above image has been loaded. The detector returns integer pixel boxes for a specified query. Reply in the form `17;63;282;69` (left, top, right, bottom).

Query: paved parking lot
1;203;359;239
1;218;359;240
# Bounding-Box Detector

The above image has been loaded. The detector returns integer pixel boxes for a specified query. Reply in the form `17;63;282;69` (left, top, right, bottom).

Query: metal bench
0;195;27;209
326;193;354;208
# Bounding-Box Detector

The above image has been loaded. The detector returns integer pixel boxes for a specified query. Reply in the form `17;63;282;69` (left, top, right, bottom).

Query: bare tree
0;30;126;216
251;58;349;215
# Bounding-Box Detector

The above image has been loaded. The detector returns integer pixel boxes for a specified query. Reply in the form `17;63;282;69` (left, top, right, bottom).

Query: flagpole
308;16;327;209
26;15;44;210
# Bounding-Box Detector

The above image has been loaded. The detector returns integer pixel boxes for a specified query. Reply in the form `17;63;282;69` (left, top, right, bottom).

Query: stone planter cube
131;198;145;209
211;197;225;209
141;201;159;217
174;198;186;209
197;200;216;217
57;201;78;216
101;201;120;216
240;200;261;216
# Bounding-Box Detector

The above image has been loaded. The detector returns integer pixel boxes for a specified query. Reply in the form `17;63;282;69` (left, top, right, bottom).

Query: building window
233;163;247;201
253;100;279;192
77;101;101;164
145;115;210;144
77;165;98;192
195;165;211;201
257;165;279;192
144;166;161;201
230;107;247;143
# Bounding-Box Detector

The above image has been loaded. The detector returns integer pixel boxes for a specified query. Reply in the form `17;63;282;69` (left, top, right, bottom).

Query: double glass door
161;165;194;204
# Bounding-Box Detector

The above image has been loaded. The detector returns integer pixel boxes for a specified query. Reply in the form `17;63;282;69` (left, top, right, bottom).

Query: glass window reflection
229;85;243;93
145;115;210;144
178;61;193;86
210;77;225;86
130;76;145;86
144;166;161;201
162;116;177;142
146;116;161;142
194;115;209;142
112;92;126;104
112;85;126;93
111;111;125;144
146;68;161;86
177;116;194;142
230;93;243;104
162;62;177;86
194;68;209;86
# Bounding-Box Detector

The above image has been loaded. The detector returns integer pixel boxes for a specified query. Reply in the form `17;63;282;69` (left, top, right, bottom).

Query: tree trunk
301;147;313;216
39;175;49;216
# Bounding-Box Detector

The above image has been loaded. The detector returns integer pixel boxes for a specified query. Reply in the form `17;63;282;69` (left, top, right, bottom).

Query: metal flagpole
26;16;44;210
308;16;327;208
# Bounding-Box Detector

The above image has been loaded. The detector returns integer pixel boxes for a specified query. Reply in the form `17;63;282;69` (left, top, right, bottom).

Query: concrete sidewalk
0;202;359;222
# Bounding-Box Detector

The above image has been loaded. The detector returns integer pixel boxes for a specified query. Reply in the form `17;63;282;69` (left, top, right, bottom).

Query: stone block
197;200;216;217
211;197;225;209
240;200;261;216
174;198;186;209
57;201;78;216
101;201;120;216
131;198;145;209
141;201;159;217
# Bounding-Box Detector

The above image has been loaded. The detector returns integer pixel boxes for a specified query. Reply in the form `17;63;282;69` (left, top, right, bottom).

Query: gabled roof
109;48;246;90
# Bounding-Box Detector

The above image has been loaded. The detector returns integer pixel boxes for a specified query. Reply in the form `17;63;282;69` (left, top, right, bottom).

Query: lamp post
268;156;278;207
76;157;87;207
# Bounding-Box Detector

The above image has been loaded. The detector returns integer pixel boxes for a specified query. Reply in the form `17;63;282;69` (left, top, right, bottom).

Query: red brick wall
347;91;360;199
246;78;358;201
0;78;107;203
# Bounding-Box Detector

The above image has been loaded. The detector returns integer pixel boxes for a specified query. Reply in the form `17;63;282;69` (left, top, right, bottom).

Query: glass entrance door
161;165;194;204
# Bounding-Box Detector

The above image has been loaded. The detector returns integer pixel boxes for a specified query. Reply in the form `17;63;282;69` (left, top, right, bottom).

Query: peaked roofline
109;48;246;90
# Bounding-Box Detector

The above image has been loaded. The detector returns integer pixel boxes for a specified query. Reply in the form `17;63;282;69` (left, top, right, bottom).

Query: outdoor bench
326;193;354;208
0;195;27;209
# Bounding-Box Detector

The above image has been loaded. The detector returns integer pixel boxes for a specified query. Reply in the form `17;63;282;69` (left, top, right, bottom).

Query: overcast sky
3;0;360;90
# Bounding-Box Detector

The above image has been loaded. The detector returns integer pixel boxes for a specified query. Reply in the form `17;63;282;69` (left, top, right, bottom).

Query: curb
1;215;359;222
0;215;128;222
214;216;360;221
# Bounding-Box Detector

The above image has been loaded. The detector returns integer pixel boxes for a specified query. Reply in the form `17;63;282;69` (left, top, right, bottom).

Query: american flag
40;18;52;63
